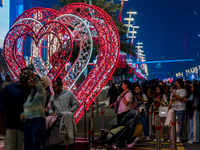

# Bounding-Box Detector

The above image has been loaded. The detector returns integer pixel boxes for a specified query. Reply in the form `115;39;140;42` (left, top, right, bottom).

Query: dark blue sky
24;0;200;79
117;0;200;79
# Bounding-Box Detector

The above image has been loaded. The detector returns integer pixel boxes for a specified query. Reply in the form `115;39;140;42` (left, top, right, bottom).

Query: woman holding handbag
127;85;151;148
109;80;133;149
153;85;168;142
130;85;151;142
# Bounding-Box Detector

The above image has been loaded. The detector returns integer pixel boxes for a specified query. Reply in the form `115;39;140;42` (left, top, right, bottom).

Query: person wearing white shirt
109;80;133;149
168;78;187;143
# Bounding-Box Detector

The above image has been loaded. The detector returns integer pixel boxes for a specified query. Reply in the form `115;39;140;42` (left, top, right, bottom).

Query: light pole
124;11;138;43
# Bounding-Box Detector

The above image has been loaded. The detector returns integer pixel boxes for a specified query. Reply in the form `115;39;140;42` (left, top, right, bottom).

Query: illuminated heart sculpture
3;3;120;123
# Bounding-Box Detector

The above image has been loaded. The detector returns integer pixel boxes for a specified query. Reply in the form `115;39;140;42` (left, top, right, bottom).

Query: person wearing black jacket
107;83;118;107
0;68;31;150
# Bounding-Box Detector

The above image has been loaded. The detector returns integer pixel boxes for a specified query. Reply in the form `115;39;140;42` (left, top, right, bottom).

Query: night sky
118;0;200;79
24;0;200;80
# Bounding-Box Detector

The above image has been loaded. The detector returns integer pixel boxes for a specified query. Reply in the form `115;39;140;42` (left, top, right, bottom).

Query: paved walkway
0;98;199;149
76;99;200;150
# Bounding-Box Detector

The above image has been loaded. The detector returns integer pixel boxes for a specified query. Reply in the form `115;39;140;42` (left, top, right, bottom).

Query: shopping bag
159;107;168;117
133;124;143;137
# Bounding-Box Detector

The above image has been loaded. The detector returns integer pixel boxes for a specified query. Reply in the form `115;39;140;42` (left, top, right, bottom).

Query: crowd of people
108;78;200;149
0;68;200;150
0;68;79;150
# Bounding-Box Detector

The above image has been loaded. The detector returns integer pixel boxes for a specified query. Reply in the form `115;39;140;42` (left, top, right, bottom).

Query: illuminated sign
176;65;200;77
176;72;184;77
185;66;200;74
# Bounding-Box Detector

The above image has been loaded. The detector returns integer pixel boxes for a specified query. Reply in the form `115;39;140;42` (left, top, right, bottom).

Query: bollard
91;101;94;145
156;115;161;150
171;111;176;150
96;97;99;117
148;104;152;135
88;118;94;149
84;104;86;140
101;104;105;129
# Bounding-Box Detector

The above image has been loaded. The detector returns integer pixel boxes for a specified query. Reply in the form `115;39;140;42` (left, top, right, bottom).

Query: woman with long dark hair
130;85;150;142
20;70;47;150
109;80;133;148
168;78;186;143
153;85;168;141
184;84;200;144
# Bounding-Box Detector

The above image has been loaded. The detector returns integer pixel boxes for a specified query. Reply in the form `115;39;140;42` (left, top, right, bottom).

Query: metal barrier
155;115;161;150
148;104;152;135
171;111;176;150
101;104;105;129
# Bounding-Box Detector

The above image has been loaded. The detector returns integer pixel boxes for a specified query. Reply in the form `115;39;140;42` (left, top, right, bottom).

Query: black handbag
114;91;130;114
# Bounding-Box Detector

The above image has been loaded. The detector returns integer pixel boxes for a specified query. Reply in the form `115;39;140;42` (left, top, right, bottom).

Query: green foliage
113;62;133;79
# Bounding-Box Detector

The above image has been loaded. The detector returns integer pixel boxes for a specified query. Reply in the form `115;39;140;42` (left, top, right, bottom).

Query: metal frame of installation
3;3;120;123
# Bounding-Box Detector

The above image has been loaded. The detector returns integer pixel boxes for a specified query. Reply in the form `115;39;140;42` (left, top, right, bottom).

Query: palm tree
53;0;136;56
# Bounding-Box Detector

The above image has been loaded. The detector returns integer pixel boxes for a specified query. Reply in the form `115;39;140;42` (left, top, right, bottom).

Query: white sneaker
127;137;140;148
167;139;170;143
176;137;181;143
154;138;164;142
187;141;193;144
113;145;125;150
146;136;151;141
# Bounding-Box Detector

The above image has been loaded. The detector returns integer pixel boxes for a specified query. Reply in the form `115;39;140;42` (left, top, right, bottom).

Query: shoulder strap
123;91;131;97
119;91;131;102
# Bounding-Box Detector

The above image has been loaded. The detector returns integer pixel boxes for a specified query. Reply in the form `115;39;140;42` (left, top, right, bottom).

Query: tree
113;62;134;85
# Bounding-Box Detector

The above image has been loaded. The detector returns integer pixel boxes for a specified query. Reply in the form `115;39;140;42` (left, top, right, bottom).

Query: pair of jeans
193;110;199;142
24;117;46;150
140;116;149;137
187;115;194;142
4;128;24;150
175;110;185;138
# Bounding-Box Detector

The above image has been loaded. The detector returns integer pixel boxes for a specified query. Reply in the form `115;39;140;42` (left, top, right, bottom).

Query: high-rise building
0;0;3;7
10;0;24;27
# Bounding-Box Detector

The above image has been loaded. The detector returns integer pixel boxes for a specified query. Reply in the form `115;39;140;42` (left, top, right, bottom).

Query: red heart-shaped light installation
3;3;120;123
